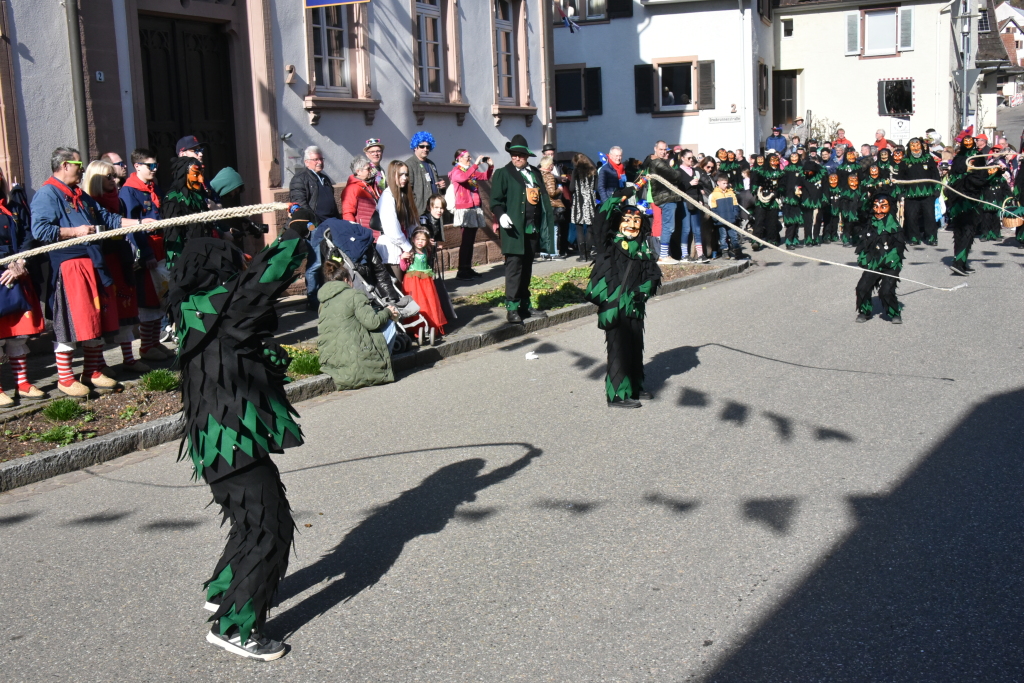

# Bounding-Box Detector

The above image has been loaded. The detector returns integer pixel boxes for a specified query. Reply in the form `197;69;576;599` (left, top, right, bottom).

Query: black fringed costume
162;157;219;266
584;191;661;407
900;138;940;245
855;194;905;322
751;155;783;249
167;220;309;647
946;138;986;275
781;155;807;248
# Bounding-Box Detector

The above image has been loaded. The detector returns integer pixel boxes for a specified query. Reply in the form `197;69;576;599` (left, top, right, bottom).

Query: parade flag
555;3;581;32
305;0;369;7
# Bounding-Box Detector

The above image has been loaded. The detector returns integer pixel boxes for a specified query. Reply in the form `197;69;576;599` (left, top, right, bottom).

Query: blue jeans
304;222;329;305
659;201;677;254
569;222;588;244
678;201;702;253
718;223;740;251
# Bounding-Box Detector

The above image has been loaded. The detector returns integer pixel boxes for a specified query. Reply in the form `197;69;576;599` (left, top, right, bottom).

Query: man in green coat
490;134;554;324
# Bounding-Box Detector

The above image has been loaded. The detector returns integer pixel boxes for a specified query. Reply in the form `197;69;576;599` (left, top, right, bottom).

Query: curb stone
0;260;748;493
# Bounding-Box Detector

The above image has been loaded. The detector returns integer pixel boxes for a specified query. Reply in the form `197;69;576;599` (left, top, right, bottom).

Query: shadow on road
707;388;1024;682
268;443;543;637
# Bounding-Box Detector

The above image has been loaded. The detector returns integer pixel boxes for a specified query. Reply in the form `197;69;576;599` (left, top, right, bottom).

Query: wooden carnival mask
717;149;729;162
872;196;891;219
754;155;765;166
847;175;860;190
988;164;999;175
909;140;923;157
963;136;975;149
878;149;891;163
789;153;801;165
619;210;643;239
769;155;780;169
727;151;736;162
893;149;904;163
845;150;857;163
869;165;880;179
186;164;204;190
828;174;839;188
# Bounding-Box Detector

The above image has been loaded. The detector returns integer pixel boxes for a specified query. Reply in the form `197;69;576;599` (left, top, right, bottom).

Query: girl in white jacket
375;160;416;284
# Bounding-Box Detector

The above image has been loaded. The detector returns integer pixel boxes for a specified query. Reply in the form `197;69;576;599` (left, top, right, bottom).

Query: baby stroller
318;221;429;353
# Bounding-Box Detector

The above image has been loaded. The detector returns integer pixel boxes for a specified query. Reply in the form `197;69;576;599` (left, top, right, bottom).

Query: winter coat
375;187;413;264
541;168;565;208
490;162;554;255
596;163;623;203
289;167;340;222
341;175;380;230
569;171;596;225
648;156;688;206
405;154;442;216
317;280;394;391
448;163;489;210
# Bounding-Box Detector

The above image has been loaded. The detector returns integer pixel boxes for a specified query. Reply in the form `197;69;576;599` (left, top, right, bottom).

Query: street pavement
1;229;1022;682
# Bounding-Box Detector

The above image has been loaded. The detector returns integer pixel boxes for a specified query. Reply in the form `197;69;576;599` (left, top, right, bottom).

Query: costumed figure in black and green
167;211;312;661
781;153;807;249
977;159;1009;242
837;173;866;246
821;172;841;243
718;149;742;188
855;194;906;324
800;160;828;246
1012;152;1024;246
899;137;940;245
584;189;661;409
876;148;895;180
837;148;862;188
751;153;783;249
946;136;987;276
162;156;220;266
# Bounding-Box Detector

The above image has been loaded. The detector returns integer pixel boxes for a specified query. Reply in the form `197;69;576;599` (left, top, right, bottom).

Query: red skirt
0;276;45;338
104;252;139;323
52;258;120;343
401;271;447;334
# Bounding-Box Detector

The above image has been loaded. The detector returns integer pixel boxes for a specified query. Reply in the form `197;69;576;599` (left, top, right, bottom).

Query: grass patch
42;398;86;423
119;406;139;420
138;369;180;392
36;425;96;447
286;348;321;376
456;266;593;311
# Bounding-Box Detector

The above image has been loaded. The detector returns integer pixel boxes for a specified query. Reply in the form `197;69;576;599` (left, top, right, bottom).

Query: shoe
855;313;870;323
80;372;118;389
638;390;653;400
58;380;90;397
576;255;589;262
206;628;286;662
506;310;523;325
122;360;152;374
657;257;679;265
0;392;13;407
891;316;903;324
468;269;482;278
17;385;46;400
550;254;567;260
786;244;795;251
159;325;174;343
204;601;219;613
521;308;547;319
608;399;642;408
140;346;172;361
455;270;476;281
698;256;711;264
949;264;968;276
964;264;976;273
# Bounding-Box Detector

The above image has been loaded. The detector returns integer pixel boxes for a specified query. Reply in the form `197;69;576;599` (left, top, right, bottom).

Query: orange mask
186;164;204;190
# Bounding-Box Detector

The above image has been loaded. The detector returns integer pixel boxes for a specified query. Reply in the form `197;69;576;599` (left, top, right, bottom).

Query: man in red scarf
120;148;171;362
597;146;626;204
30;147;152;397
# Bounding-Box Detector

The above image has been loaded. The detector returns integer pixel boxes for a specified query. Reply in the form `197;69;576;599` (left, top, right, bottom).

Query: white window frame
656;60;697;112
847;7;914;57
310;6;351;96
863;8;898;57
979;8;991;33
584;0;607;21
415;0;446;100
495;0;517;104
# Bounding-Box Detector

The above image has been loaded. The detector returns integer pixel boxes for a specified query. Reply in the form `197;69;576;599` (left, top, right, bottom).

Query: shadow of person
643;345;701;395
268;446;542;637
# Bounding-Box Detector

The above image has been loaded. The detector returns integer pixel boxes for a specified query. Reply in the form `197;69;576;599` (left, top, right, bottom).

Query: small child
419;194;446;244
708;174;746;260
401;228;448;335
741;169;751;192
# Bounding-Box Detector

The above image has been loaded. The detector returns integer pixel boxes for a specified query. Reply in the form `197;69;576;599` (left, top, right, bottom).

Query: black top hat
505;134;536;157
542;143;556;153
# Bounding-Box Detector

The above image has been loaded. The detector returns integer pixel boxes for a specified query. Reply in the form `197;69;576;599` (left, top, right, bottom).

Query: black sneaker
206;628;286;661
856;313;870;323
638;390;654;400
949;264;968;276
608;398;642;408
506;310;524;325
964;264;976;273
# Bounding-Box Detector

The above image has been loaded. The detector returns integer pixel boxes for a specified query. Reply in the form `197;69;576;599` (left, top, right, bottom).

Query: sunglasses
416;144;431;150
64;160;83;167
105;174;116;179
137;162;158;171
111;161;127;168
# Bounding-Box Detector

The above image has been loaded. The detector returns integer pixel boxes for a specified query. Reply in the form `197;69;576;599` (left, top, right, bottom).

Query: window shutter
608;0;634;19
877;81;888;116
634;64;654;114
584;67;603;116
698;60;715;110
845;12;861;55
899;7;914;51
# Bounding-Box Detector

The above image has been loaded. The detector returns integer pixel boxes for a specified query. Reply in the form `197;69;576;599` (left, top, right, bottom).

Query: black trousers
753;205;779;246
978;211;1001;240
822;207;839;241
504;234;538;312
206;458;294;641
951;210;978;267
605;316;645;402
458;228;478;271
903;197;934;244
855;267;901;317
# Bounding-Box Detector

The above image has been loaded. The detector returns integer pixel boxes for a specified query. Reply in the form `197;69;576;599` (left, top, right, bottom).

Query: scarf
43;177;85;212
123;172;161;209
96;190;120;215
608;160;626;185
0;198;11;218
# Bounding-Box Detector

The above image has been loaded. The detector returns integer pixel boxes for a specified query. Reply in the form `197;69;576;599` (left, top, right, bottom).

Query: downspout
64;0;89;155
738;0;751;152
539;0;555;147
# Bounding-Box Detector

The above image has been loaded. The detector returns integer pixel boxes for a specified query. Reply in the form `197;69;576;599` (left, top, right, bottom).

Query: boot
576;235;588;262
371;252;403;302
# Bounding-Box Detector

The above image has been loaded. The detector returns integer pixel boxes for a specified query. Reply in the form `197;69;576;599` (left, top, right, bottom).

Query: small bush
43;398;86;423
139;369;180;392
287;350;321;376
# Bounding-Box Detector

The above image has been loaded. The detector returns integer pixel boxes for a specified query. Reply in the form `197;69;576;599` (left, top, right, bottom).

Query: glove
499;214;514;230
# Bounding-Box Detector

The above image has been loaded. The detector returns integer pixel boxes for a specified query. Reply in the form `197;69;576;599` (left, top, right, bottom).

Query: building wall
7;0;78;190
271;0;547;187
552;0;758;161
775;1;952;147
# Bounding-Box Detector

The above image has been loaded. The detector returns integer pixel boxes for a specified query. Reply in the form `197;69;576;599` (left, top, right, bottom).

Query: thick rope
646;174;967;292
890;177;1011;214
0;202;289;267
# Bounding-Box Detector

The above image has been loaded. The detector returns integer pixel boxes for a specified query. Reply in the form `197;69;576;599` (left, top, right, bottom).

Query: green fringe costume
900;140;940;245
946;143;986;274
751;159;783;249
781;161;807;247
855;202;905;320
800;162;829;245
167;221;309;647
978;169;1009;242
584;190;661;406
162;156;219;267
837;182;867;245
822;177;842;243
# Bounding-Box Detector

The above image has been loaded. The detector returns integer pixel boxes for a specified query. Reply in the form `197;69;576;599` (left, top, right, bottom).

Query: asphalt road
2;231;1022;682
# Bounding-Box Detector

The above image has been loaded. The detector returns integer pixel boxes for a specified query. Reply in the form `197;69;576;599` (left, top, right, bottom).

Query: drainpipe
64;0;89;155
539;0;556;147
738;0;751;152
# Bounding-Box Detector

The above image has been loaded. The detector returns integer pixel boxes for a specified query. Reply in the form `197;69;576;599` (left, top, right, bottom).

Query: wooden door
138;15;237;188
772;70;797;126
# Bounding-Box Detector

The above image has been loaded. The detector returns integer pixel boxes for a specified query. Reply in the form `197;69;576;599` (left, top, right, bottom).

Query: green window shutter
698;60;715;110
634;64;654;114
584;67;603;116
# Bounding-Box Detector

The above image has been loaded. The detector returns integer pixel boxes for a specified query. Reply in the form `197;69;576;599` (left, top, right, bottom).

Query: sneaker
949;264;968;276
698;256;711;264
206;628;286;662
159;325;174;343
891;315;903;324
638;390;654;400
608;398;642;409
855;313;870;323
657;257;679;265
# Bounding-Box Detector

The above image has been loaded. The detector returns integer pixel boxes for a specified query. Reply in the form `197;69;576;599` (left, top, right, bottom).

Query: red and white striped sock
140;320;160;353
55;351;75;386
83;344;105;379
120;341;137;365
9;355;31;392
